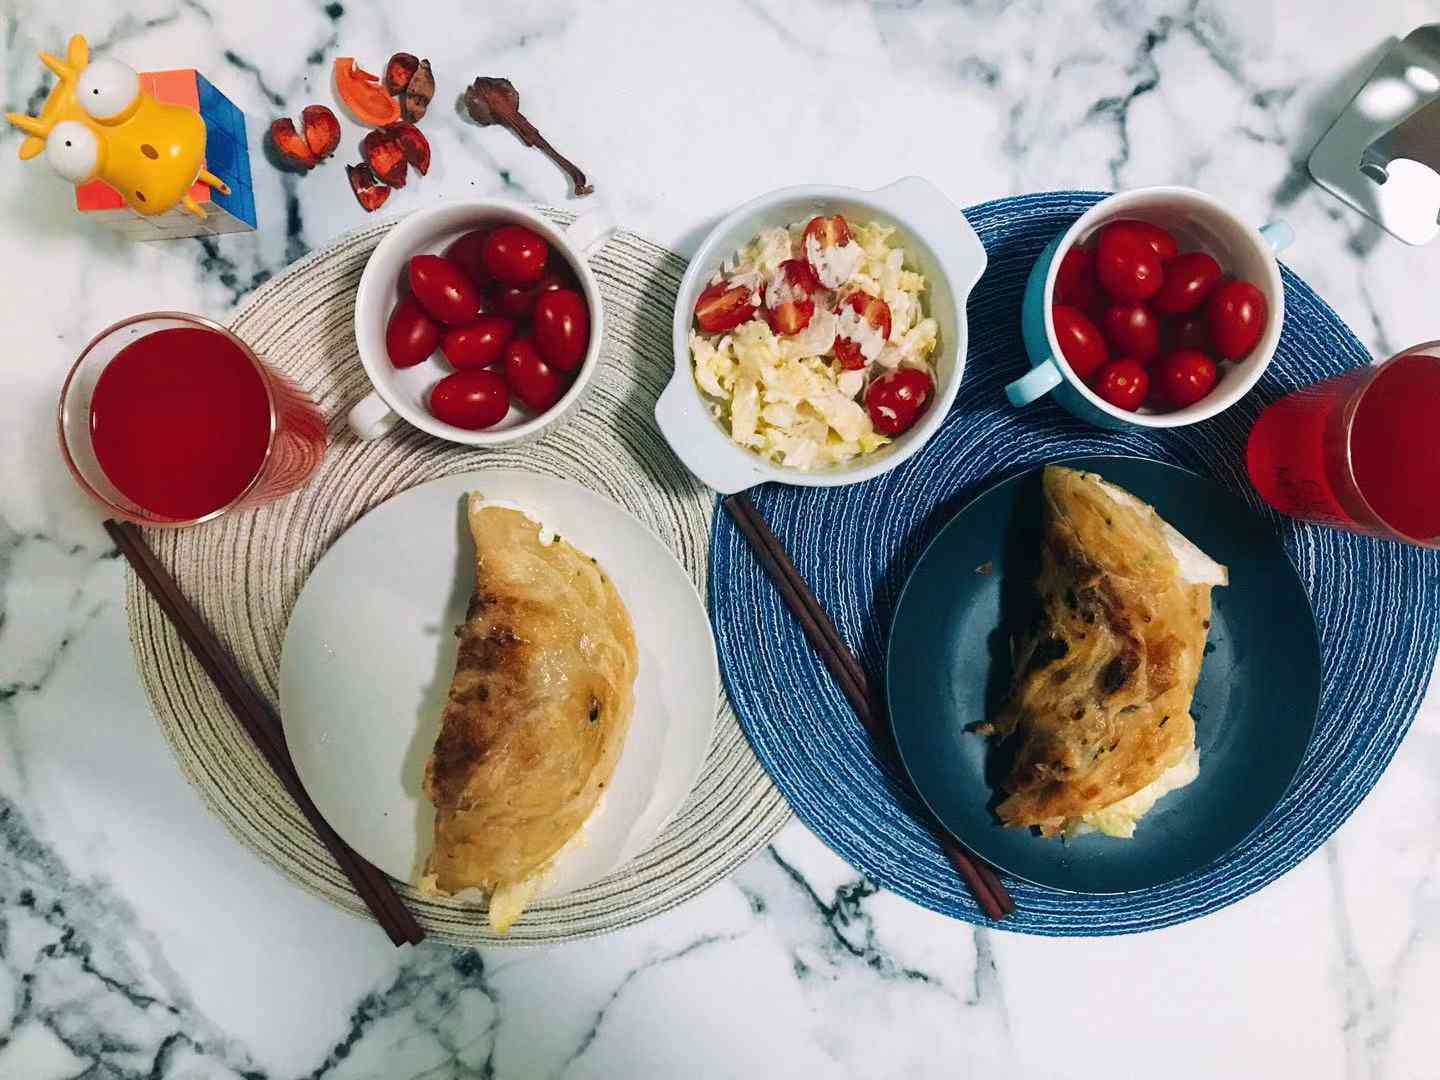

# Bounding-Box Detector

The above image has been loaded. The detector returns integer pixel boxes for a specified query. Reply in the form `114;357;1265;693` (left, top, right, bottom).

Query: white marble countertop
2;1;1438;1077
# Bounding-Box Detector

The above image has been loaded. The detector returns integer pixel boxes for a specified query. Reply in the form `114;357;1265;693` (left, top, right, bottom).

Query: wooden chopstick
105;520;426;946
723;494;1015;920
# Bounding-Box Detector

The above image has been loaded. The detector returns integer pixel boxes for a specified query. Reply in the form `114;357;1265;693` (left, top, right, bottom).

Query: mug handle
1005;357;1064;406
563;205;616;257
1260;219;1294;254
348;390;400;441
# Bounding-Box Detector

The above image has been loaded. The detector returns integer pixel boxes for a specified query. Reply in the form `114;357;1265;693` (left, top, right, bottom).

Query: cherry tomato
1054;245;1099;308
834;292;893;370
385;296;441;368
482;224;550;287
503;337;567;413
532;289;590;373
1095;223;1163;302
865;367;934;436
1162;312;1210;354
443;230;492;287
1205;280;1269;359
491;269;565;320
428;370;510;429
1105;219;1178;261
765;259;820;336
694;281;759;334
1051;304;1109;380
803;215;853;286
1090;358;1149;411
408;255;482;326
1154;349;1219;408
1100;301;1161;363
442;315;516;370
1153;251;1222;316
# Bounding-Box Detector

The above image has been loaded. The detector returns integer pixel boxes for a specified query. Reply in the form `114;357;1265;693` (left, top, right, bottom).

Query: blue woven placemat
709;190;1440;935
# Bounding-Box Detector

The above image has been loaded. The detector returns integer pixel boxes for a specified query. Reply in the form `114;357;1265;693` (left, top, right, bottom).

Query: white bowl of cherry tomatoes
1009;186;1290;428
349;202;608;445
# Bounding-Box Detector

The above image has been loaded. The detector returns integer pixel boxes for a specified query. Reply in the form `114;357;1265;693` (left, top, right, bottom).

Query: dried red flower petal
389;122;430;176
347;162;391;212
386;52;419;95
300;105;341;160
361;128;408;188
401;58;434;122
269;117;317;169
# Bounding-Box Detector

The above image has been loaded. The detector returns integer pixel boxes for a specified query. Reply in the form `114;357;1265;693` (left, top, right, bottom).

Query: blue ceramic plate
887;455;1322;893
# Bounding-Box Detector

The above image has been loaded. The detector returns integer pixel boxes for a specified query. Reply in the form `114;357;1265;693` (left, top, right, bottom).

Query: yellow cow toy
6;34;229;218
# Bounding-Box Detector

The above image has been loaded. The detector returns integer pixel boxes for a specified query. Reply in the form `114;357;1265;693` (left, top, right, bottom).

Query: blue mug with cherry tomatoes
1008;186;1293;430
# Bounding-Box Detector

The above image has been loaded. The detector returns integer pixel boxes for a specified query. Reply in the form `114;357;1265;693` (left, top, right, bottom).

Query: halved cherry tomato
1205;280;1268;359
803;215;854;287
443;315;516;370
1154;349;1218;408
482;225;550;287
443;230;492;288
1091;358;1149;411
1054;245;1099;308
1051;304;1109;380
1100;301;1161;363
834;292;893;370
428;370;510;430
1096;223;1163;302
1105;219;1178;261
865;368;934;436
532;289;590;373
765;259;819;336
333;58;401;127
503;337;567;412
386;296;440;368
1153;251;1222;316
409;255;482;326
694;281;759;334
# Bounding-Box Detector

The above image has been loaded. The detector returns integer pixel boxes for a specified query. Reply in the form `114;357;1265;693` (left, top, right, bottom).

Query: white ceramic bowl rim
353;200;608;446
661;178;988;491
1043;185;1286;429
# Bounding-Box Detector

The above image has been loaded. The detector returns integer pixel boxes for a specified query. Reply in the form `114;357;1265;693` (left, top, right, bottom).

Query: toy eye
77;59;140;121
45;122;100;182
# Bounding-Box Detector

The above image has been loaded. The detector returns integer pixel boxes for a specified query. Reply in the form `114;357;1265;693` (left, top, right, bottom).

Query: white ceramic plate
279;469;720;901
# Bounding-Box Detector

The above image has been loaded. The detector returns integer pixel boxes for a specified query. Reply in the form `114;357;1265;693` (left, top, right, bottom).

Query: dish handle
867;176;988;291
348;390;401;441
655;374;763;495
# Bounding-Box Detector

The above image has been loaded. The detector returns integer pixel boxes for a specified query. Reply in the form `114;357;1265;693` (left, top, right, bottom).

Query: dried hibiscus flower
401;58;434;122
301;105;341;160
389;122;430;175
269;117;317;169
463;76;592;196
361;128;408;188
385;52;419;95
347;162;391;212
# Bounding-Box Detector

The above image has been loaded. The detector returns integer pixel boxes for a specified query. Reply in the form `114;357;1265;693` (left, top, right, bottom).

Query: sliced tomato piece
764;259;819;336
833;292;893;370
334;58;402;126
694;281;758;334
804;214;851;253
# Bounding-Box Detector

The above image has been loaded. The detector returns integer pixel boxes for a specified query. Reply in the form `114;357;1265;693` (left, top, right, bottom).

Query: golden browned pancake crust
989;467;1219;834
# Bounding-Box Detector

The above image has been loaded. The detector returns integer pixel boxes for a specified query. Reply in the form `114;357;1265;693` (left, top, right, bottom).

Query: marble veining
0;0;1438;1076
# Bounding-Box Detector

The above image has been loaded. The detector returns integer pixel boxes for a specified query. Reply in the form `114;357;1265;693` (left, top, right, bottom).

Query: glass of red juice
1246;342;1440;547
59;312;328;527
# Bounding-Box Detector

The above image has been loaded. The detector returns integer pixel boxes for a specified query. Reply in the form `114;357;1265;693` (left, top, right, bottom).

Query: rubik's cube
77;70;256;240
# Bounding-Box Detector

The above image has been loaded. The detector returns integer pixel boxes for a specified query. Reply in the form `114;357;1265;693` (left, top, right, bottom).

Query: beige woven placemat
123;211;790;946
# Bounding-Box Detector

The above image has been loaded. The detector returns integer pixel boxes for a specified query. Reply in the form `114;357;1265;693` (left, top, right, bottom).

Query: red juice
1247;349;1440;544
1350;355;1440;540
89;327;272;521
